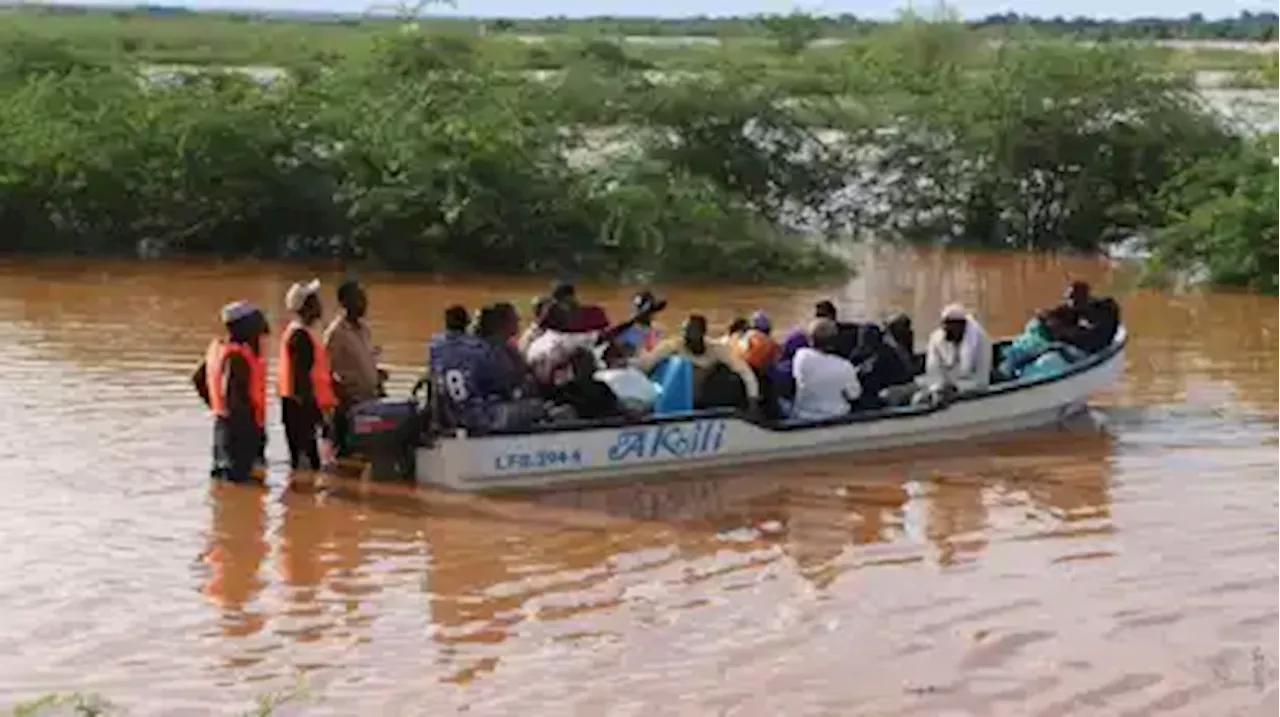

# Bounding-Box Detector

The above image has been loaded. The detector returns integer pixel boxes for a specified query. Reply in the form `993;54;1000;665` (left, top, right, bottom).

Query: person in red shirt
551;279;610;332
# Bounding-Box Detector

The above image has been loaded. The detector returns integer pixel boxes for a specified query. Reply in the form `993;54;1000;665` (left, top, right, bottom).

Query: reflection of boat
414;328;1127;492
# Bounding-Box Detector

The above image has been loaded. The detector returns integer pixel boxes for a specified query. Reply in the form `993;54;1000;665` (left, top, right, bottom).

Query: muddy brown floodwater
0;247;1275;716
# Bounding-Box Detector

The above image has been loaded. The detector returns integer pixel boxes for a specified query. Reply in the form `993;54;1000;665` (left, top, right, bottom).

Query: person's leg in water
281;398;321;470
213;416;259;483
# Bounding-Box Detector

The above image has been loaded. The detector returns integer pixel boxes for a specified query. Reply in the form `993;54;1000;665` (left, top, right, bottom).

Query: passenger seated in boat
850;323;916;410
616;290;664;355
730;311;782;373
595;342;660;416
1062;281;1120;354
633;314;760;411
814;300;862;359
767;328;811;409
551;279;611;333
996;306;1087;382
790;318;863;421
884;313;917;371
726;311;784;419
525;298;665;388
917;303;993;403
474;304;535;397
429;305;521;434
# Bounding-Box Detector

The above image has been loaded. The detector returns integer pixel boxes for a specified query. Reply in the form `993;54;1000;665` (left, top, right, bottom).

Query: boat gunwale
458;326;1128;439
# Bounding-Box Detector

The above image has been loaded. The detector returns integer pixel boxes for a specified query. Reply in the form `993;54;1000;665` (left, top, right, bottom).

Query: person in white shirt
594;342;661;415
791;318;863;421
919;303;993;398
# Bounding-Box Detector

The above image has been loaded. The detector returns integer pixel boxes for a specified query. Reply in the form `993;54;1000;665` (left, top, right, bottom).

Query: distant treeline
12;5;1280;43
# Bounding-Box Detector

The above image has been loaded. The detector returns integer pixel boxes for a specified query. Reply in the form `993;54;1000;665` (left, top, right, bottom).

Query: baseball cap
284;279;321;313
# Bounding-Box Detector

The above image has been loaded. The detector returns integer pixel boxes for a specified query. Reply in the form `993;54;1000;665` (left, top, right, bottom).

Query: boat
406;327;1127;492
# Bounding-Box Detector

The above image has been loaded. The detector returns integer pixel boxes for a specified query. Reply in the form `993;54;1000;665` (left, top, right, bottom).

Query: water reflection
199;482;269;638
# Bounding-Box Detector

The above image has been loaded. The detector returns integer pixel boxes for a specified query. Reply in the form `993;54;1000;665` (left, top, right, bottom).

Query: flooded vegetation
0;248;1275;714
0;10;1275;290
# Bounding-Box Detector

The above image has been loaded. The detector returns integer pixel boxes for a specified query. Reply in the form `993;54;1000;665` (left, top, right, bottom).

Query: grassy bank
0;10;1273;290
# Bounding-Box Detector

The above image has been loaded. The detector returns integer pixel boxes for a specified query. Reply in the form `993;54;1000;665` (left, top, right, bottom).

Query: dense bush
0;15;1272;289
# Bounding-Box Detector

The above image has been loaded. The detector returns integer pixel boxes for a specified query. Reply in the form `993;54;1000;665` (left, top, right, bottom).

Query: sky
39;0;1275;22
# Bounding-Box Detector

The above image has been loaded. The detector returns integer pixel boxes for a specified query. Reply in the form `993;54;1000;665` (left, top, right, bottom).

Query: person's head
336;279;367;321
749;310;771;335
493;301;519;339
538;301;573;332
474;304;502;340
683;314;708;353
814;300;838;321
222;301;263;343
940;304;968;343
285;279;323;323
808;318;839;353
551;280;578;308
885;313;913;347
601;341;627;369
1065;280;1091;309
727;317;749;336
443;304;470;334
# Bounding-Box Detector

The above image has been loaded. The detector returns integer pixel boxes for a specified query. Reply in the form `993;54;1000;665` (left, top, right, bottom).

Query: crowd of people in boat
427;279;1119;435
193;276;1118;483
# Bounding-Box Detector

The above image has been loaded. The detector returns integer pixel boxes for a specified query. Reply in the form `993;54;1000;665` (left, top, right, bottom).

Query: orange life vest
277;322;336;412
734;329;780;371
206;339;266;428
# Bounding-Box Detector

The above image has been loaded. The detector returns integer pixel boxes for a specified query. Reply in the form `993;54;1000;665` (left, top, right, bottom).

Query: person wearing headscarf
850;323;916;410
920;303;993;396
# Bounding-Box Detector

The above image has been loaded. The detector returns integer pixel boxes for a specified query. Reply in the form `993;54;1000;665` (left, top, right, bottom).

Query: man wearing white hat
277;279;336;470
193;300;268;483
919;303;992;401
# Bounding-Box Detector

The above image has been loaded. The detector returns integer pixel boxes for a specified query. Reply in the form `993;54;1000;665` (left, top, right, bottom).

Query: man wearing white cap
277;279;336;470
919;303;992;400
193;301;268;483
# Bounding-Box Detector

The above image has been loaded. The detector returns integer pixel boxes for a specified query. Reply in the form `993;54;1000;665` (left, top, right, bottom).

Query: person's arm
597;300;668;346
517;325;544;356
323;325;351;403
224;353;253;425
841;362;864;404
957;335;993;391
289;329;316;407
713;342;760;401
631;336;680;373
192;359;211;408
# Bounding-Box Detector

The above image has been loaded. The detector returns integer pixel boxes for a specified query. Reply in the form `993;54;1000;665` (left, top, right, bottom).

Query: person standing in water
278;279;336;470
193;301;268;483
323;279;384;458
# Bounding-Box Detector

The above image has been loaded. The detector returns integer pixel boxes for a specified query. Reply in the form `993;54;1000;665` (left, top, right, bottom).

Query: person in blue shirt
428;305;507;433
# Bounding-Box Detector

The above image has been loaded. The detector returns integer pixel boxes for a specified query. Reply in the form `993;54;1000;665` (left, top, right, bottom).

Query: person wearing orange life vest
278;279;336;471
192;301;268;483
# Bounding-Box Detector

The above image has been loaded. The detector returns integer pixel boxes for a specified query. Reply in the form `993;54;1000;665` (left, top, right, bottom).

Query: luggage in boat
345;398;421;480
652;357;693;416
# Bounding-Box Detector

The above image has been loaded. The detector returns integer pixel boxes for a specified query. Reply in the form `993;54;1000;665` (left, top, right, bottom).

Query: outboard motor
344;384;429;480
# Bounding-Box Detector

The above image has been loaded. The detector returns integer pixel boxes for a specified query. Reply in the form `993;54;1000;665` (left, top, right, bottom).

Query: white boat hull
415;328;1126;492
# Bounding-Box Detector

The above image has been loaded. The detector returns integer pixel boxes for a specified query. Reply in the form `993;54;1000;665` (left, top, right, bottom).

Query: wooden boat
413;327;1127;492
